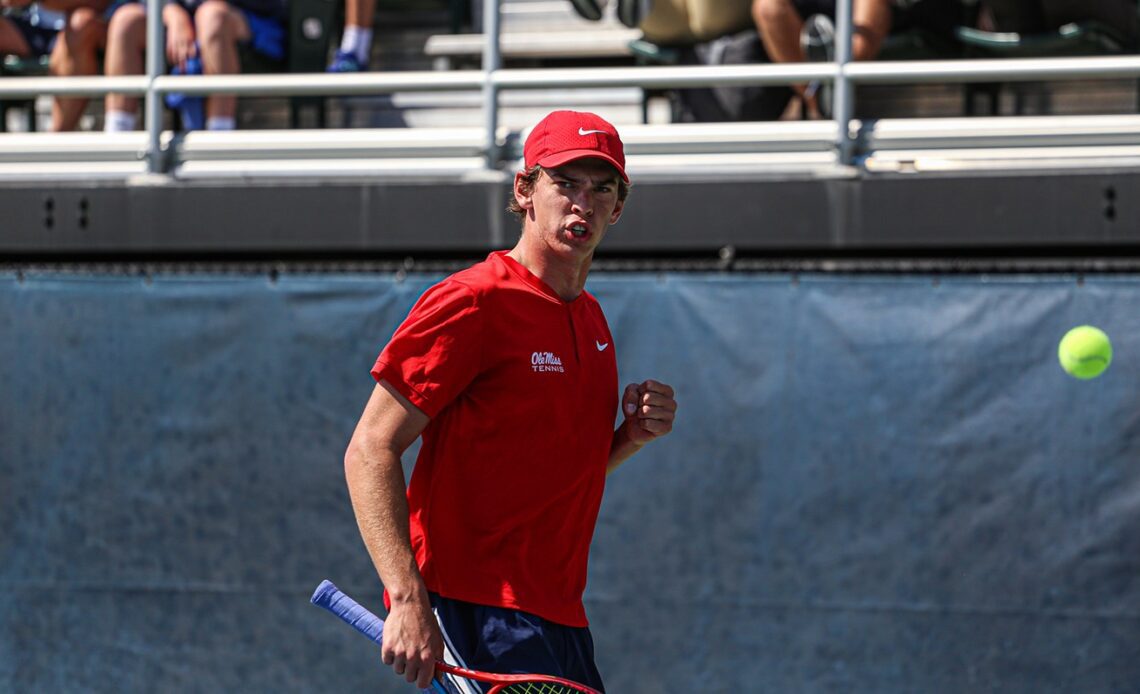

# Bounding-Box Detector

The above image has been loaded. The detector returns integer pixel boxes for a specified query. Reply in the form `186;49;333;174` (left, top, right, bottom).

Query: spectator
103;0;285;132
327;0;372;72
755;0;889;66
564;0;963;121
564;0;781;121
980;0;1138;50
752;0;962;117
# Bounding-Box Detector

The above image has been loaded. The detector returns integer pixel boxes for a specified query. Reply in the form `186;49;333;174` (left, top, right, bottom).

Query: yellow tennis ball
1058;325;1112;380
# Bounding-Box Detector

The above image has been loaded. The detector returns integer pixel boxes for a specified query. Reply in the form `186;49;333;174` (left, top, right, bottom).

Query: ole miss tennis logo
531;351;565;373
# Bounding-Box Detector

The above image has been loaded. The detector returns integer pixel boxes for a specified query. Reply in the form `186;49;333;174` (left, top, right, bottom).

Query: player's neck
508;239;591;301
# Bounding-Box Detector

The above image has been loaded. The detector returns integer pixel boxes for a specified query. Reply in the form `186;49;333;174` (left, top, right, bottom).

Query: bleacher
423;0;641;70
1;0;1139;259
2;0;659;132
5;13;1140;691
0;54;51;132
327;0;660;130
4;0;1139;132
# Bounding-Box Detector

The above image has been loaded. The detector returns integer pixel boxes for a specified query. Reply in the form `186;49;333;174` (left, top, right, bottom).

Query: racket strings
498;684;590;694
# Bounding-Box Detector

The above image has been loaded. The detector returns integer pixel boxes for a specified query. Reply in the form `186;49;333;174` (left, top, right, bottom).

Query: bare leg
752;0;817;117
754;0;893;63
0;17;33;56
753;0;806;63
194;0;250;121
345;0;377;31
329;0;376;69
851;0;892;61
104;3;148;118
51;8;108;131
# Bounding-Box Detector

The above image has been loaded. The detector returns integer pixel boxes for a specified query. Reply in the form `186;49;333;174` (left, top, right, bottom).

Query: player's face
516;160;624;260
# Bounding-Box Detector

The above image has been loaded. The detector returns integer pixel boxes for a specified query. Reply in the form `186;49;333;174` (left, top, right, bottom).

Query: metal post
833;0;855;165
144;0;166;174
482;0;502;169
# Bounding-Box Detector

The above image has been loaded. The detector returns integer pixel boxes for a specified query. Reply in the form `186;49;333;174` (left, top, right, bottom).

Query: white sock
206;116;236;131
340;26;372;64
104;110;136;132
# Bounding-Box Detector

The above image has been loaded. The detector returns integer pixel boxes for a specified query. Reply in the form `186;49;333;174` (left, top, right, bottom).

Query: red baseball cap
523;110;628;183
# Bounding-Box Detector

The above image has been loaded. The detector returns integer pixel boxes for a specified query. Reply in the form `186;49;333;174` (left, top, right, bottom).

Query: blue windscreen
2;269;1137;692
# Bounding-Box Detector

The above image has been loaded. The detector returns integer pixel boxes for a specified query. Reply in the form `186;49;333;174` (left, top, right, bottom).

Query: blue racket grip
312;580;450;694
311;580;385;644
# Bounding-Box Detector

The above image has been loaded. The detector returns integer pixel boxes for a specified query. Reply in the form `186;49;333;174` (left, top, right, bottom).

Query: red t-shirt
372;251;618;627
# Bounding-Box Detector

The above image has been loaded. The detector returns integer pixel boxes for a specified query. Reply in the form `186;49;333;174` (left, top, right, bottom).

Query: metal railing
2;0;1140;175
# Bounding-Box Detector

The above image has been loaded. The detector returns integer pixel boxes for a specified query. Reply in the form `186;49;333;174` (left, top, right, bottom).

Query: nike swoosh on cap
596;341;609;351
578;128;608;136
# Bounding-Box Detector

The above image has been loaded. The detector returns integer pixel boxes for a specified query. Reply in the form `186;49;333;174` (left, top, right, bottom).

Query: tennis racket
311;580;602;694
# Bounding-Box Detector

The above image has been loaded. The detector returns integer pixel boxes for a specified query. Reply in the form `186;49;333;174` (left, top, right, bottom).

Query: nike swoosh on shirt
596;341;609;351
578;128;608;136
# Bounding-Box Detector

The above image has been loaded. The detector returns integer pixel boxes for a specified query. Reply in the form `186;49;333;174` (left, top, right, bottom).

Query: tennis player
344;110;677;692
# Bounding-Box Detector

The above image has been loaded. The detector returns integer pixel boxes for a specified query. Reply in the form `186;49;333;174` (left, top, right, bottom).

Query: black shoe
617;0;651;28
567;0;603;21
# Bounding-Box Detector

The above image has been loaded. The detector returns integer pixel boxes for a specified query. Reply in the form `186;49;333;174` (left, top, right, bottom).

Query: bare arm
344;380;439;689
607;379;677;475
161;1;196;70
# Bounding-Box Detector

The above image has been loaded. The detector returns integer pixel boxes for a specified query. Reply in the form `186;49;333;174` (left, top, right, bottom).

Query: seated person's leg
51;7;109;132
851;0;892;60
0;16;34;57
329;0;375;72
103;2;147;131
752;0;891;118
753;0;809;64
193;0;252;129
754;0;894;63
754;0;837;113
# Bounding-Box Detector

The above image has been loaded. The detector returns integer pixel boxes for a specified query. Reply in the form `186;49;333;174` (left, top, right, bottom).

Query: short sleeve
371;280;483;418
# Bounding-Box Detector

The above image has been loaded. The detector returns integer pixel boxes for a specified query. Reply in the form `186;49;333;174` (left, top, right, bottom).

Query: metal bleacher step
425;0;640;70
424;28;642;69
473;0;616;32
326;87;663;130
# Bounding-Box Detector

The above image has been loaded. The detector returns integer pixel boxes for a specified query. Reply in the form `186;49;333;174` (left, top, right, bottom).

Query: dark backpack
673;30;794;122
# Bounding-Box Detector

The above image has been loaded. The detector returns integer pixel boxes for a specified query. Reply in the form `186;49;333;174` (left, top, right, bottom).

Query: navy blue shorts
237;7;284;62
430;594;605;693
6;15;59;58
